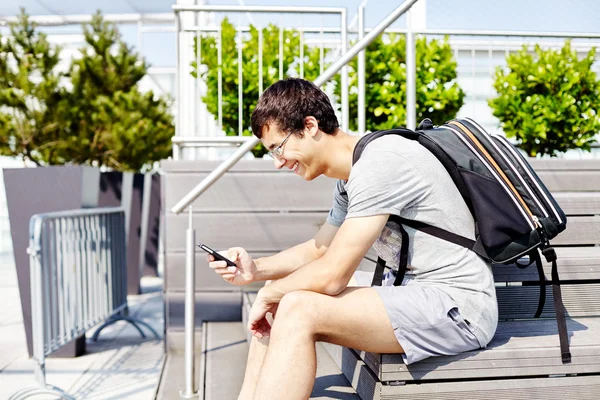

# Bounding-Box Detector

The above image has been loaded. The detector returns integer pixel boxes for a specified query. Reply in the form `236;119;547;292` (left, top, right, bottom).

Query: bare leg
238;281;276;400
238;335;269;400
252;287;403;400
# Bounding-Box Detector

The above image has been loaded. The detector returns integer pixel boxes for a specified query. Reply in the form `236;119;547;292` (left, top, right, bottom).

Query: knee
274;291;317;333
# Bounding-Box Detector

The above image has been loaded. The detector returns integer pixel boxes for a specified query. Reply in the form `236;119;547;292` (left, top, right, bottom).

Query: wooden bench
315;159;600;399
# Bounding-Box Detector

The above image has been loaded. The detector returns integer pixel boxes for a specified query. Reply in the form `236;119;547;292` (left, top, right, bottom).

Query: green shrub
0;10;174;172
344;34;465;131
192;19;323;157
489;42;600;157
193;27;464;154
0;10;69;165
65;12;174;171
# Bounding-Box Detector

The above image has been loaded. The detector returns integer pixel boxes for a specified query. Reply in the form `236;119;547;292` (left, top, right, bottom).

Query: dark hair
251;78;339;138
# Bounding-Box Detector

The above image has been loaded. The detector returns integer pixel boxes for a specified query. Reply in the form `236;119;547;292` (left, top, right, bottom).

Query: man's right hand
208;247;256;286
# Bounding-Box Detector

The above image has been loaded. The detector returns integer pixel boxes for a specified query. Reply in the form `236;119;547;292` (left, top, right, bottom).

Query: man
208;78;498;400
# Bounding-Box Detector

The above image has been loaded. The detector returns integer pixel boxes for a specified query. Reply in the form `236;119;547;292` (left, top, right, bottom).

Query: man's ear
304;116;319;137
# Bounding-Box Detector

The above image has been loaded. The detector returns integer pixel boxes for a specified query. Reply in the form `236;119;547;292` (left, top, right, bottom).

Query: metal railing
174;5;350;164
171;26;600;158
171;1;420;399
9;207;159;400
171;0;420;215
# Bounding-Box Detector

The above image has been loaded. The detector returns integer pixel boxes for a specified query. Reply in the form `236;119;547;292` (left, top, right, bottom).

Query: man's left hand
247;290;279;339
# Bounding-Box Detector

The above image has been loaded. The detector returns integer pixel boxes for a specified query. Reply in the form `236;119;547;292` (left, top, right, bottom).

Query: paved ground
0;252;165;400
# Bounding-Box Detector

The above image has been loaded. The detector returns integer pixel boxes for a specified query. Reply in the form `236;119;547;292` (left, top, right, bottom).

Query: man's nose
274;156;286;169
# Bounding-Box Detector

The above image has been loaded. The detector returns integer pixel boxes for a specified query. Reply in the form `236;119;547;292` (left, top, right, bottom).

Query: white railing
171;26;600;161
171;2;421;399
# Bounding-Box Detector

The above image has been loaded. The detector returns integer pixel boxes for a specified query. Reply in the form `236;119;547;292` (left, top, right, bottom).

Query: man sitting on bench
207;78;498;400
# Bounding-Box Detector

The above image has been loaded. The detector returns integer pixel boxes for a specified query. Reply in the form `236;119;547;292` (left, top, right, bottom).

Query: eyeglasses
267;131;295;159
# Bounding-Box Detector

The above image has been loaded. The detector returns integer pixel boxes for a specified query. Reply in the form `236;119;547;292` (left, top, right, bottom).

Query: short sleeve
326;179;348;227
345;147;425;219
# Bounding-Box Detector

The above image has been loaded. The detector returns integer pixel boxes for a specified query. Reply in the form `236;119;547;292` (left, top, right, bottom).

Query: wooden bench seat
357;317;600;382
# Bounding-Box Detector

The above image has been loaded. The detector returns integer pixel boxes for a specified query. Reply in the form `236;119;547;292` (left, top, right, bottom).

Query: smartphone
197;243;236;267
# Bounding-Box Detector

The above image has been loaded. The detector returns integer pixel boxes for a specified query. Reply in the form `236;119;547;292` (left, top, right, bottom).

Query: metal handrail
171;0;421;215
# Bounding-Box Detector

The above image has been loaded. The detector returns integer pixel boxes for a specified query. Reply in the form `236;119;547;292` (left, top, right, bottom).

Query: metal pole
172;138;258;213
238;26;243;136
170;0;420;215
196;25;201;153
179;207;197;399
406;9;416;130
174;12;181;157
258;28;263;94
279;26;284;80
358;4;366;136
299;27;304;79
218;26;223;132
319;22;324;76
340;9;349;133
137;19;143;55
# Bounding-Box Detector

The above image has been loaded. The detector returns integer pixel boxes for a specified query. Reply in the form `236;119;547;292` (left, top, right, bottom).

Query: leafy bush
489;42;600;157
344;34;465;132
0;11;69;165
193;25;465;153
193;19;323;157
0;10;174;171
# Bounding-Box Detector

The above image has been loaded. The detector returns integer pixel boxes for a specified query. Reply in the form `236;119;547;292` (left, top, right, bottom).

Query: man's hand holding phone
201;244;257;286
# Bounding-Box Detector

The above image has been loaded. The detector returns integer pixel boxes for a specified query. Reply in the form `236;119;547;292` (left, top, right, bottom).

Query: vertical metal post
299;27;304;79
175;12;181;156
29;219;45;387
341;9;349;132
358;4;366;136
472;48;476;117
180;206;197;399
137;19;143;56
196;27;201;139
218;26;223;132
279;26;284;79
238;26;243;136
406;9;416;130
319;20;324;76
258;28;263;95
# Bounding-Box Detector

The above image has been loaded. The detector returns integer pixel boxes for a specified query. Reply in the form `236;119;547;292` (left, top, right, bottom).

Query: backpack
353;117;570;363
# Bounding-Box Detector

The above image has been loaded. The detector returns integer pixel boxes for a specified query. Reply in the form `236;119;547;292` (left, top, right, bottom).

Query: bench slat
383;375;600;400
327;345;600;400
549;216;600;245
554;192;600;215
497;283;600;319
494;247;600;282
529;159;600;171
537;171;600;192
358;316;600;382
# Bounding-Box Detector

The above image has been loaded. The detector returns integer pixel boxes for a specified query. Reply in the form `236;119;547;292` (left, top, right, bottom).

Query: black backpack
353;117;570;363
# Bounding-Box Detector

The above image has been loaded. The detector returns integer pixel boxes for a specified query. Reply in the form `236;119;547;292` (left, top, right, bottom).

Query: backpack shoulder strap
352;128;419;165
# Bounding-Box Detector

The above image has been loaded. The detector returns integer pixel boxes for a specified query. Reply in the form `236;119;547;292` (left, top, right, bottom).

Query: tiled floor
0;253;165;400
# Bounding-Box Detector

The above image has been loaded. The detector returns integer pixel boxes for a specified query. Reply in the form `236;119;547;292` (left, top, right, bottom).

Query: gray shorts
373;284;482;364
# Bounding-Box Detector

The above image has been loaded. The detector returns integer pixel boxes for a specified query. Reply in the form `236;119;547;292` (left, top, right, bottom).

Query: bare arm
262;214;389;300
253;222;339;282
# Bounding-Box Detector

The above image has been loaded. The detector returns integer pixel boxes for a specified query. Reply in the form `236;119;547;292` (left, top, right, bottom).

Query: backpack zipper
491;134;564;225
461;118;550;220
449;121;538;229
445;125;536;230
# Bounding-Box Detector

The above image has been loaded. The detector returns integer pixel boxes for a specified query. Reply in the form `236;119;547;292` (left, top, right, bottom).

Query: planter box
3;165;100;358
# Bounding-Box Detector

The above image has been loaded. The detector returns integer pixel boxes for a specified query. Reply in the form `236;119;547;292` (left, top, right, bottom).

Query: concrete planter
3;165;100;358
3;166;162;357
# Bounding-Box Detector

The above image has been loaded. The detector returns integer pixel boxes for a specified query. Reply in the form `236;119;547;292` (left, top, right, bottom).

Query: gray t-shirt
327;135;498;347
